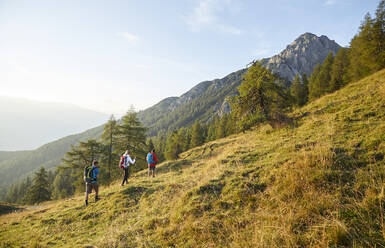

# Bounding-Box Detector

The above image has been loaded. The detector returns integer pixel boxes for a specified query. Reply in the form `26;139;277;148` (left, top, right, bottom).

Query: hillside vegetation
0;70;384;247
0;125;104;196
0;33;343;200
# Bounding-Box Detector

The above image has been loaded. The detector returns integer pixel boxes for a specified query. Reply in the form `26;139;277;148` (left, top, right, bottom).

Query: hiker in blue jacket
84;160;100;206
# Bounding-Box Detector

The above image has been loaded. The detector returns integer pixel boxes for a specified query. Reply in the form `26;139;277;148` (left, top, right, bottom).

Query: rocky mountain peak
261;33;341;81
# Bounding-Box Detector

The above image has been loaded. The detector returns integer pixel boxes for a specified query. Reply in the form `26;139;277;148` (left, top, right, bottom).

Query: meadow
0;69;384;247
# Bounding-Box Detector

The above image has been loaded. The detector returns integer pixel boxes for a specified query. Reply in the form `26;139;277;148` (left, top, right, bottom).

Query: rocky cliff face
261;33;341;81
138;33;341;135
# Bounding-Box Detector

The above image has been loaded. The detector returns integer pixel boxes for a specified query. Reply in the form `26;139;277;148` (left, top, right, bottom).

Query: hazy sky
0;0;379;116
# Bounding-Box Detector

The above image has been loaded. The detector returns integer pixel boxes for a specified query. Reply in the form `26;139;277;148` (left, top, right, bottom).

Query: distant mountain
138;33;341;136
261;32;341;80
0;125;104;195
0;33;341;198
138;69;246;136
0;96;109;150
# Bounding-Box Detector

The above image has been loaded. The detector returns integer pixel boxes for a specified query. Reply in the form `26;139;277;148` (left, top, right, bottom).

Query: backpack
147;153;155;164
84;165;94;182
119;155;126;169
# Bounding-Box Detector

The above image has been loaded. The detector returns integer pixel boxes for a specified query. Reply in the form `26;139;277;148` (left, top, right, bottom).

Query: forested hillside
137;33;340;136
1;68;384;247
0;125;103;199
0;33;340;199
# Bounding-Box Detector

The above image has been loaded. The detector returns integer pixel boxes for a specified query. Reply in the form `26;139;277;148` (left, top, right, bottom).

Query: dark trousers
122;167;129;185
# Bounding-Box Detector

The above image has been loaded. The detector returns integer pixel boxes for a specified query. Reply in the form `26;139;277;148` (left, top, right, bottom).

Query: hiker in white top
121;150;135;186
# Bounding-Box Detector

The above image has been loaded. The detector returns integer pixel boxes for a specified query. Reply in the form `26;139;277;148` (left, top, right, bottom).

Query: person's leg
125;168;129;184
148;166;151;177
122;168;127;185
85;183;90;206
94;183;99;201
123;168;129;185
153;166;156;177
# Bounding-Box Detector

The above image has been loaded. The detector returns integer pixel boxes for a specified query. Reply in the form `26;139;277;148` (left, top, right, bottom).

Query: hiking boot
85;200;88;207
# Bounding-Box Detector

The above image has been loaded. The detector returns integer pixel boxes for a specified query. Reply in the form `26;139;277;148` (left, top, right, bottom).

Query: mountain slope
261;32;340;80
1;69;384;247
0;32;340;197
0;125;104;192
0;96;109;151
138;33;340;136
138;69;246;136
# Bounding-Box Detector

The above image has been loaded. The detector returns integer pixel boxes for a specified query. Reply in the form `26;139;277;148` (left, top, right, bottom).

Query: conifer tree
52;168;75;199
330;47;350;91
61;139;104;191
308;64;322;100
234;62;290;129
317;52;335;95
217;116;227;138
117;110;147;155
101;115;119;182
177;127;190;151
191;120;204;148
373;0;385;70
290;74;307;106
26;167;51;204
349;13;374;81
165;131;182;160
301;73;309;104
206;116;219;141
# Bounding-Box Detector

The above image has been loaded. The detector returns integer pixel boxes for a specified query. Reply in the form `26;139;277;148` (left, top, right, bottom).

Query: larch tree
26;167;51;204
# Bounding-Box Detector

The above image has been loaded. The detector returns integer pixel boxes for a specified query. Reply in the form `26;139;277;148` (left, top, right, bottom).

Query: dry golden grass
0;69;384;247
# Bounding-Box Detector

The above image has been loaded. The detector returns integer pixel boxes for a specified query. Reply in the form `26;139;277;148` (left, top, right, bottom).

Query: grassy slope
0;70;384;247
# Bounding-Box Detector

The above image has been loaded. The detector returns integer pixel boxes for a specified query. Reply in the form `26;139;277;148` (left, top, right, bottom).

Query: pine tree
301;73;309;104
190;120;204;148
349;13;375;81
118;110;147;155
165;131;182;160
318;52;335;94
308;64;322;100
307;53;335;100
217;116;227;138
234;62;290;129
206;116;219;141
177;127;190;152
61;139;104;192
52;168;75;199
330;47;350;92
26;167;51;204
101;115;119;182
290;74;307;106
5;184;18;203
372;0;385;70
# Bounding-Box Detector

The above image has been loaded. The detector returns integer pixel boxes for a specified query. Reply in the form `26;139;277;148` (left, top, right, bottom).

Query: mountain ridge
138;32;340;135
0;32;341;197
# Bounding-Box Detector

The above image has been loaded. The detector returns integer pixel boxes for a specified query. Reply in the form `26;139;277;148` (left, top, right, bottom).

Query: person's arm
126;154;136;164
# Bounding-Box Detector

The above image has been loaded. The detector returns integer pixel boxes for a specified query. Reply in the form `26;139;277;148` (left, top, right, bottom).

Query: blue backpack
147;153;155;164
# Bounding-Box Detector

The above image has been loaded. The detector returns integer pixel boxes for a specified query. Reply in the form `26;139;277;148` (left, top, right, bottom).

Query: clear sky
0;0;379;117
